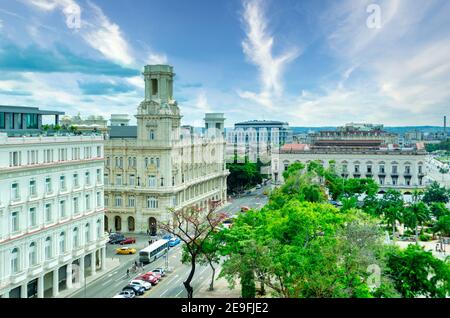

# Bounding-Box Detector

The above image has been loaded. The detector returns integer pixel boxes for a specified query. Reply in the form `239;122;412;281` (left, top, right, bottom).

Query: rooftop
235;120;289;126
108;125;137;139
0;105;64;115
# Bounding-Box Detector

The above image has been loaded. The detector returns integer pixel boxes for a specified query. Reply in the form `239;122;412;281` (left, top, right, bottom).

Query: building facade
104;65;228;234
0;131;107;298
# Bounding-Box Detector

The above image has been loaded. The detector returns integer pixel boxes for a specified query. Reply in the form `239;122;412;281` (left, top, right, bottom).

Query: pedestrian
126;268;130;277
148;240;151;245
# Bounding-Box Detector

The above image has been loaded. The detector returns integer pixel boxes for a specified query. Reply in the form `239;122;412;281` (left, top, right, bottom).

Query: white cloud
239;0;300;109
148;53;168;65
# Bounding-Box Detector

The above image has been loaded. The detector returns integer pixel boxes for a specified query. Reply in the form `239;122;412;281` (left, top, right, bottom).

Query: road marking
176;289;183;297
160;288;169;297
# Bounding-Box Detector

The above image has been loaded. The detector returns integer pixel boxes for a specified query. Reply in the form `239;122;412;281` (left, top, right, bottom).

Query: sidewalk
195;276;241;298
395;240;448;260
58;257;121;298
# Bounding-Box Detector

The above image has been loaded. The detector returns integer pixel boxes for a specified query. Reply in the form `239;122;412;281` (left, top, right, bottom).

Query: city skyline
0;0;449;127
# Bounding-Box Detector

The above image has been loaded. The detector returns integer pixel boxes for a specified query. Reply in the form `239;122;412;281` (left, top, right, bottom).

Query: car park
152;268;166;277
113;290;135;298
130;279;152;290
123;284;145;296
116;247;136;255
120;237;136;245
169;237;181;247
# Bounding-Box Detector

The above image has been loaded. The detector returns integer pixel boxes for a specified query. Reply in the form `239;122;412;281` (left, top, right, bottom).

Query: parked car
162;234;172;240
109;233;125;244
122;284;145;296
137;273;159;286
169;237;181;247
240;206;250;212
113;290;135;298
145;271;162;281
116;247;136;255
152;268;166;277
120;237;136;245
130;279;152;291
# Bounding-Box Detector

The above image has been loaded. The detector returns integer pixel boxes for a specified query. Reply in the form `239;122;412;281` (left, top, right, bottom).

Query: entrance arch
114;216;122;232
128;216;135;232
149;217;157;236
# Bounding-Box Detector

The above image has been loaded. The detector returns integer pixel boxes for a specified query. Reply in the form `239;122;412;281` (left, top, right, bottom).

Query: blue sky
0;0;450;127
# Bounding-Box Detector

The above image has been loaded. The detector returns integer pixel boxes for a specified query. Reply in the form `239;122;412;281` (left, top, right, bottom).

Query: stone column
91;251;97;276
20;283;28;298
52;269;59;298
37;274;44;298
79;256;85;284
101;247;106;271
66;263;73;289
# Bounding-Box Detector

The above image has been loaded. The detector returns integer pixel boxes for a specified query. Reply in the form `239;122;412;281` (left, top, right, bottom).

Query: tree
159;201;222;298
403;202;430;243
433;215;450;237
422;181;450;205
429;202;450;219
385;244;450;298
282;162;305;180
377;190;405;240
226;162;262;193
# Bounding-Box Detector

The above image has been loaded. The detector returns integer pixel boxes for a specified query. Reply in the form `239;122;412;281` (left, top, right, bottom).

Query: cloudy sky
0;0;449;127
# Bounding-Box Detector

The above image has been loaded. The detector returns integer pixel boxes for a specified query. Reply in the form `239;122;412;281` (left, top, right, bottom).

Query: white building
0;132;107;298
272;142;427;192
104;65;229;234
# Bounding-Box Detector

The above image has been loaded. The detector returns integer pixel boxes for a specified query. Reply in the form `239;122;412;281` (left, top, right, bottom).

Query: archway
128;216;135;232
148;217;157;236
114;216;121;232
104;216;108;232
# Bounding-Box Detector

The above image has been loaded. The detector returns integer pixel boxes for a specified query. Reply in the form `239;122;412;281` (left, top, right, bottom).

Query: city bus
139;239;169;264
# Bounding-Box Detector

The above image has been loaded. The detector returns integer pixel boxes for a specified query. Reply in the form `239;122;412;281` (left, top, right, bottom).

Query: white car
113;290;135;298
152;268;166;277
130;279;152;291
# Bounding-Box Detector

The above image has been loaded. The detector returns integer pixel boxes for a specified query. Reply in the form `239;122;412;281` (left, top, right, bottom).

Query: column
37;274;44;298
91;252;96;276
52;269;59;297
79;256;85;284
20;283;28;298
101;247;106;271
66;263;73;289
2;290;10;298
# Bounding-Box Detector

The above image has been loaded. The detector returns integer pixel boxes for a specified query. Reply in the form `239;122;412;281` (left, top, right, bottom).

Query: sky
0;0;449;127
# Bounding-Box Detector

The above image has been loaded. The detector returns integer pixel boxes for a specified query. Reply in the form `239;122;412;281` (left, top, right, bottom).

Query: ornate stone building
104;65;228;234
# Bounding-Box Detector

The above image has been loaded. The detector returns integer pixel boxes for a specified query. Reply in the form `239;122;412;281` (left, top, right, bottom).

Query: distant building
272;125;427;192
61;114;108;135
109;114;130;127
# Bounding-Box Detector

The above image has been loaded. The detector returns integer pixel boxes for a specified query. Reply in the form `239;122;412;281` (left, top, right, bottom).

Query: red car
138;274;159;285
120;237;136;245
145;271;162;281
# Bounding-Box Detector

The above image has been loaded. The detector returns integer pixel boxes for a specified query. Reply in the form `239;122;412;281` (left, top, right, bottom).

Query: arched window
147;197;158;209
45;237;52;260
11;248;20;273
29;242;37;266
85;223;91;243
73;227;79;248
59;232;66;254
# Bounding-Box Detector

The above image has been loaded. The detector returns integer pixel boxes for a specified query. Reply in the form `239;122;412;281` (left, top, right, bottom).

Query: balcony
28;264;43;277
10;271;27;285
72;246;84;257
59;251;72;263
44;258;58;270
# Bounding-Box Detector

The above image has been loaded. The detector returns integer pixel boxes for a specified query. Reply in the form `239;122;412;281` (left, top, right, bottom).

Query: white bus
139;239;169;264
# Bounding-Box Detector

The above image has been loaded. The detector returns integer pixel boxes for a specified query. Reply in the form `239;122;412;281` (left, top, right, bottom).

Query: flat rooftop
0;105;65;115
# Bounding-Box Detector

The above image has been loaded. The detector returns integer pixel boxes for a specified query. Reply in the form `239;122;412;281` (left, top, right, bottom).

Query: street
70;184;270;298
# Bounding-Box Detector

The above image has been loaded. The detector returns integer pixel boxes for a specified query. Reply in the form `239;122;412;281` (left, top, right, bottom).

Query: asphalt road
70;185;270;298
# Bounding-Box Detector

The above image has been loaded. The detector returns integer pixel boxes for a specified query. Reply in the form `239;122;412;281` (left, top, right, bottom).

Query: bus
139;239;169;264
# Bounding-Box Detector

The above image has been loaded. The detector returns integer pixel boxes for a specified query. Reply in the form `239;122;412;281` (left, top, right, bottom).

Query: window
367;165;372;174
128;157;136;168
96;146;102;158
73;173;79;188
147;197;158;209
418;166;423;174
11;183;20;200
104;174;109;185
85;171;91;185
13;113;23;129
128;196;135;207
151;78;158;95
104;196;109;207
115;196;122;207
45;203;52;222
392;166;398;174
379;165;385;173
60;175;66;191
29;207;37;227
59;232;66;254
85;194;91;211
129;175;135;186
405;166;411;174
96;169;102;183
28;150;38;165
106;157;110;167
73;197;79;214
115;157;123;168
45;177;52;194
0;112;5;129
11;248;19;273
96;192;102;207
44;237;52;260
149;130;155;140
354;165;360;173
392;177;397;186
59;200;66;218
148;175;156;187
156;158;160;168
11;211;19;233
115;174;122;186
85;223;91;243
26;113;38;129
73;228;79;248
29;180;36;197
9;151;21;167
172;176;175;186
29;243;37;266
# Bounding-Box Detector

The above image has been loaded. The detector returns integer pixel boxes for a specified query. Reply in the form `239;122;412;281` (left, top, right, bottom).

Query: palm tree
404;202;430;243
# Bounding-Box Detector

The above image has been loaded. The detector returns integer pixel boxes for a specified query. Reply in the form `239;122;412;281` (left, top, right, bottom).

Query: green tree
385;244;450;298
226;162;262;193
433;215;450;237
422;181;450;205
377;190;405;240
403;202;430;243
429;202;450;219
